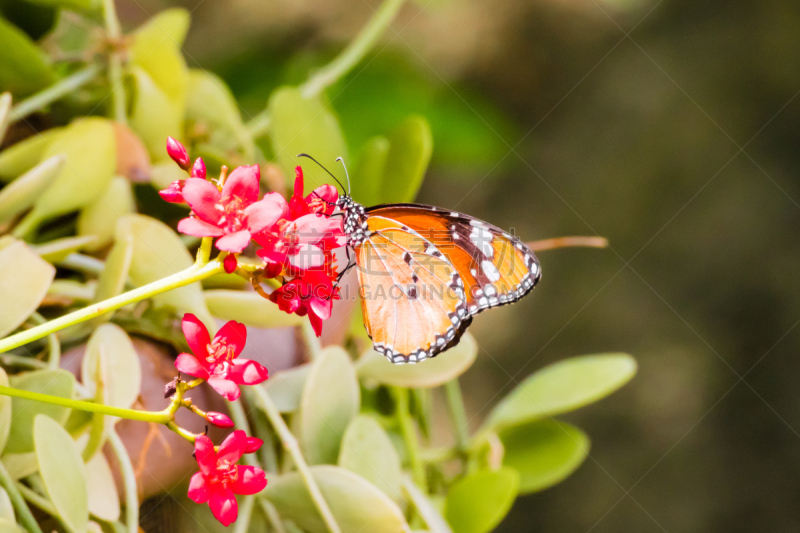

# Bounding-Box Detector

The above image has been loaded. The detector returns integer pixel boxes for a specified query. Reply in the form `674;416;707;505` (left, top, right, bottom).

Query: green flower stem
102;0;126;124
444;379;470;452
0;258;224;354
229;399;257;467
0;384;171;423
300;0;406;99
0;461;42;533
15;483;56;517
259;498;287;533
108;428;138;533
392;387;426;490
8;64;102;123
57;253;106;275
253;386;343;533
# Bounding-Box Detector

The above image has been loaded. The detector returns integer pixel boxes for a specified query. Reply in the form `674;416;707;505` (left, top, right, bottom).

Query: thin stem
259;498;287;533
444;379;470;452
29;313;60;370
392;387;426;490
0;385;171;423
245;110;271;139
102;0;127;124
300;0;405;98
57;253;106;275
0;354;47;369
233;495;255;533
16;483;56;517
253;386;342;533
526;236;608;252
0;259;223;354
0;92;12;145
108;429;139;533
228;399;256;466
301;321;322;361
0;462;42;533
8;64;102;123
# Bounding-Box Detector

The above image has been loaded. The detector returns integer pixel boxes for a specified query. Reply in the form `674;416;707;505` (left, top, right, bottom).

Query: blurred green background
69;0;800;530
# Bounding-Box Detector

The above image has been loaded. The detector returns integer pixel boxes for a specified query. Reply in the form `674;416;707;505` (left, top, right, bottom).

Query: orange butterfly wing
365;204;541;316
354;216;470;363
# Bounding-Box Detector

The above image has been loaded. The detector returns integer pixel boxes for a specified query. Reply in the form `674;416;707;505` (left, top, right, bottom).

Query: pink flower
177;165;288;253
175;314;269;401
188;430;267;526
191;157;206;180
205;412;234;429
289;166;338;218
166;136;190;169
254;214;344;271
269;267;339;336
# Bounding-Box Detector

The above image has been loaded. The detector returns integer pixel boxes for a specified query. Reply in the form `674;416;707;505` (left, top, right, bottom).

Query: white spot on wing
481;260;501;282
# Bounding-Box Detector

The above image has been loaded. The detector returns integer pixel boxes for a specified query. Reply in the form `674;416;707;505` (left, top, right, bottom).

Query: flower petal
194;435;216;476
188;472;209;503
244;196;286;234
293;214;344;247
182;178;222;223
177;217;225;238
214;320;247;358
175;353;210;379
231;465;267;495
208;377;241;401
306;184;338;215
229;359;269;385
217;430;248;464
215;230;252;253
222;165;260;205
309;295;332;321
182;314;211;357
209;486;238;527
308;312;323;337
289;243;325;270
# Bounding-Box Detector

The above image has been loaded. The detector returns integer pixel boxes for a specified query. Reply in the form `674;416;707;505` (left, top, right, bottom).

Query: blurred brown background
118;0;800;530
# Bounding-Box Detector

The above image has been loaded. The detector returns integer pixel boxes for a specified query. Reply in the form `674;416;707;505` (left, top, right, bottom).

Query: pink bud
159;180;186;204
191;157;206;180
245;436;263;454
205;412;234;429
166;136;190;170
223;253;237;274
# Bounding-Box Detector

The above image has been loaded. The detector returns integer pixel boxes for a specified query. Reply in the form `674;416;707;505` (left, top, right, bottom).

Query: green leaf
32;235;97;263
82;324;141;411
403;477;452;533
0;487;14;522
0;128;62;183
338;415;403;502
268;87;348;193
380;115;432;203
0;453;38;480
6;369;74;453
261;364;310;413
77;176;136;250
0;239;55;338
129;68;184;160
204;289;304;328
34;414;89;533
0;368;12;455
117;214;214;329
21;118;116;231
352;135;389;206
357;332;477;388
85;452;120;522
0;518;23;533
444;468;519;533
296;347;360;465
263;465;408;533
92;227;133;316
0;17;53;95
499;419;589;494
130;8;189;102
485;354;637;431
0;156;63;225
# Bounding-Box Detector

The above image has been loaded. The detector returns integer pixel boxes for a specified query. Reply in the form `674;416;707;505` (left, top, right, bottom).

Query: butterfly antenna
297;153;347;194
335;157;352;195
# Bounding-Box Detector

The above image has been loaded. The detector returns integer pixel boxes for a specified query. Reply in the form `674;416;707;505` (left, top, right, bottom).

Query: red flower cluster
159;138;345;337
189;430;267;526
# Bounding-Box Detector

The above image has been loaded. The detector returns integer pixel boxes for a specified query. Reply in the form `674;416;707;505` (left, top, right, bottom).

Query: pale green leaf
0;18;53;95
0;518;23;533
1;453;37;480
34;415;88;533
0;487;13;522
352;135;389;206
85;452;120;521
7;369;74;453
130;8;189;102
261;364;310;413
296;347;360;465
0;156;63;225
338;415;403;502
82;324;141;411
486;353;637;431
0;128;62;183
32;235;98;263
92;227;133;315
204;289;304;328
263;465;408;533
0;369;12;454
77;176;136;250
268;87;348;193
129;68;184;159
0;240;55;338
444;468;519;533
380;116;432;203
403;477;452;533
357;333;477;388
499;419;589;494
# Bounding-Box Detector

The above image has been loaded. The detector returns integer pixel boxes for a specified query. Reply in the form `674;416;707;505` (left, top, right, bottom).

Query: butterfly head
338;195;369;246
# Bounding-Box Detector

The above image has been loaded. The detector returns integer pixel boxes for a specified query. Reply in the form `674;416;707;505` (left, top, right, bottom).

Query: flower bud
205;412;234;429
166;136;190;170
244;436;263;454
223;253;237;274
159;180;186;204
191;157;206;180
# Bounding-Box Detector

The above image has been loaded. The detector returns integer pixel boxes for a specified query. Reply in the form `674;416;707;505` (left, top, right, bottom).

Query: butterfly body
337;194;541;365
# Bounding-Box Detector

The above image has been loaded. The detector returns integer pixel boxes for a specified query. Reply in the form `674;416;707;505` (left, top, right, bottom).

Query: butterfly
301;155;541;365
